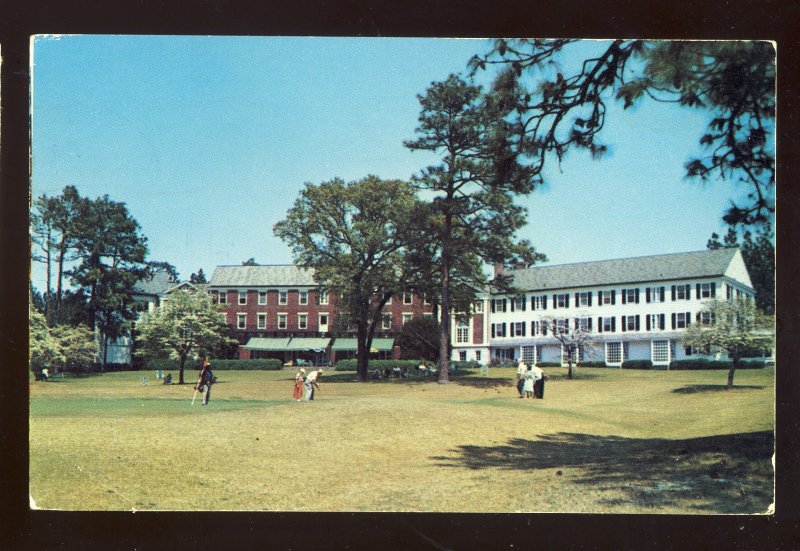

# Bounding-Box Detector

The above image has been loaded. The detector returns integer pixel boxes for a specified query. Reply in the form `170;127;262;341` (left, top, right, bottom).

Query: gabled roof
131;269;179;296
504;249;744;292
208;265;317;287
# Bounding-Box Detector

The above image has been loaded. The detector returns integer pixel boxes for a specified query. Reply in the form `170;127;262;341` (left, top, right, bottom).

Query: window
492;323;507;338
606;342;622;364
456;318;470;344
562;344;584;364
510;321;526;337
522;345;536;365
278;291;288;305
531;320;540;336
258;291;267;305
319;290;329;305
319;313;329;329
298;313;308;329
600;290;615;305
647;314;665;331
674;312;689;329
491;298;507;313
474;301;483;313
576;317;591;331
238;290;247;305
299;291;308;305
218;291;227;305
382;313;392;330
424;296;431;306
475;350;482;362
554;318;568;334
652;340;670;364
622;315;639;332
698;311;713;325
576;292;591;307
385;296;392;305
402;313;413;325
532;295;547;310
459;351;467;362
257;313;267;329
277;314;287;330
698;282;715;299
237;313;247;330
512;297;526;311
622;288;638;304
673;284;689;301
726;285;734;300
555;293;569;308
646;287;665;303
600;316;615;332
403;292;413;305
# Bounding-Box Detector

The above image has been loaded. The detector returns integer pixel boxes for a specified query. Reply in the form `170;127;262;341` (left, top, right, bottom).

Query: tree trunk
438;258;450;384
101;333;108;372
726;357;738;388
568;361;574;379
179;355;187;385
356;318;369;382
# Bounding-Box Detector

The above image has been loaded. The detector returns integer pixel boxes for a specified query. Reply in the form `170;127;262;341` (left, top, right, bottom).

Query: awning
331;338;395;351
284;338;331;351
242;337;292;351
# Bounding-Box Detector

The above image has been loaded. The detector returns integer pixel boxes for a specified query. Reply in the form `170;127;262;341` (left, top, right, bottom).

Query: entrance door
319;313;329;333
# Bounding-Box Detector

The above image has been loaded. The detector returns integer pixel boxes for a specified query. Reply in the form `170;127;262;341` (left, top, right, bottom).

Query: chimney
493;261;505;278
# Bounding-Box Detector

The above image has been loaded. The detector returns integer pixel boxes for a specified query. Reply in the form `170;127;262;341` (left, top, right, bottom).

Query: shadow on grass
452;377;514;389
431;431;774;513
672;384;765;394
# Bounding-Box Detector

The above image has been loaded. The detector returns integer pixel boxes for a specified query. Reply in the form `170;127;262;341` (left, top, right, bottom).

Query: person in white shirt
531;364;546;399
516;359;527;397
304;369;324;401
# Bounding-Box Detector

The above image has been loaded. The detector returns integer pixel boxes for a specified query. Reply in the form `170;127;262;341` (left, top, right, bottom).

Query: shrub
621;360;653;370
334;359;420;371
669;359;768;370
145;358;283;371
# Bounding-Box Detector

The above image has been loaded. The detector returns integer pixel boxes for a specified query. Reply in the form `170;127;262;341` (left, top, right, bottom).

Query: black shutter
671;313;676;329
574;318;579;330
522;322;526;337
635;289;640;303
491;324;495;338
621;315;627;332
671;285;676;301
696;312;700;323
553;294;558;309
588;292;593;307
588;317;593;331
531;296;535;310
542;323;548;336
611;317;616;332
510;299;515;312
491;300;496;313
646;315;651;331
686;312;691;326
622;290;627;304
611;290;616;305
659;314;665;329
521;297;526;311
510;323;515;337
696;283;701;299
598;317;603;333
635;315;640;331
575;292;579;308
686;285;691;301
543;295;547;310
503;322;507;335
659;287;665;302
598;291;603;306
711;282;716;297
646;288;651;303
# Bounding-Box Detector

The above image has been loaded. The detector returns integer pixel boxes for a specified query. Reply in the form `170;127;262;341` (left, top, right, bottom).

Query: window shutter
553;294;558;309
522;323;526;337
659;287;665;301
574;318;579;330
635;315;640;331
659;314;665;329
575;292;579;307
543;324;548;336
686;312;691;326
686;285;692;301
622;290;627;304
503;322;507;335
646;288;651;303
491;300;496;313
503;299;507;312
611;317;616;332
671;285;676;301
696;284;701;299
588;292;593;307
588;317;593;331
491;324;495;338
711;282;716;297
635;289;640;303
671;313;676;329
696;312;700;323
646;315;651;330
531;296;535;310
621;315;627;332
510;299;515;312
521;297;526;312
597;317;603;333
543;295;547;310
611;290;616;304
598;291;603;306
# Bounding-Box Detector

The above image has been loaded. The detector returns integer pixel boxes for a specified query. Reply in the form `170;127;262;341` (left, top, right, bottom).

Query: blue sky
31;36;756;288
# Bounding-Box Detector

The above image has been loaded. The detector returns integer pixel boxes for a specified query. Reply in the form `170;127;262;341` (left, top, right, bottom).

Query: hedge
668;359;769;370
334;359;420;371
621;360;654;370
146;358;283;371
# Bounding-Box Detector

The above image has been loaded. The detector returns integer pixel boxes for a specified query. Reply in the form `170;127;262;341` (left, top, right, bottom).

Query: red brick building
207;264;434;363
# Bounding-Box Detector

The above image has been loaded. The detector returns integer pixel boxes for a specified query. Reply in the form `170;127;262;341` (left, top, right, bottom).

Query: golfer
196;358;215;406
532;364;546;399
293;368;306;401
516;359;527;397
304;368;324;401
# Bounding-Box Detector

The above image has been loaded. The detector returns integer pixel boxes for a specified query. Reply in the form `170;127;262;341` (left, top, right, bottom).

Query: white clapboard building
450;248;757;367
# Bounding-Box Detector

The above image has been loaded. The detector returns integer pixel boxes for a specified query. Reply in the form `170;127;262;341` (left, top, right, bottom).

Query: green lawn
29;366;774;513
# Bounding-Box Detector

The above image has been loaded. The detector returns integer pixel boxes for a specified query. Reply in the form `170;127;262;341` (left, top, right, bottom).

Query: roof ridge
508;248;736;273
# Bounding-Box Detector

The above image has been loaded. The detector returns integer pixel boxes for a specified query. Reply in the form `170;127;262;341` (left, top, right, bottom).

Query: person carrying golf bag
196;358;215;406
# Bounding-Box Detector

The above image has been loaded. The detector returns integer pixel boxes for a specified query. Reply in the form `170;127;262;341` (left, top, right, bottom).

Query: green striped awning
284;338;331;351
242;337;292;351
331;338;395;351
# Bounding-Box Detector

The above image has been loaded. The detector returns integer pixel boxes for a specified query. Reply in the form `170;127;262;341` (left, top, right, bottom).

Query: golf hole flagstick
191;385;199;406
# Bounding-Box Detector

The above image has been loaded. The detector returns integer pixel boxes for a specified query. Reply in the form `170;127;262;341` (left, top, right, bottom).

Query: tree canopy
682;297;773;388
274;175;423;381
471;40;775;229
